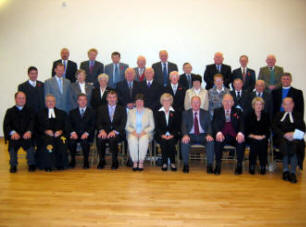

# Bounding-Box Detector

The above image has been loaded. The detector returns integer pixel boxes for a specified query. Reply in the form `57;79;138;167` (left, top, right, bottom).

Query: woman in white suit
126;94;155;171
184;75;209;111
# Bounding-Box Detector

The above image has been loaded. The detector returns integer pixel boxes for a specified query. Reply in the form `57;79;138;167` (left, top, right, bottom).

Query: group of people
3;49;305;184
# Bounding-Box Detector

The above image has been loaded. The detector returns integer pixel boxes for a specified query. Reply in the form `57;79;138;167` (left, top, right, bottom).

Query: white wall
0;0;305;136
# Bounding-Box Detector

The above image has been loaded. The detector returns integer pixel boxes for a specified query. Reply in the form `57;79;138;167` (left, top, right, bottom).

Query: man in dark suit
116;68;141;110
96;91;127;170
230;78;250;113
272;72;304;117
139;67;163;111
179;62;196;89
273;97;305;183
204;52;232;89
152;50;178;87
3;92;36;173
181;96;214;173
51;48;77;83
18;66;44;113
212;94;246;175
248;80;273;119
68;94;95;169
232;55;256;92
36;94;69;172
80;48;104;87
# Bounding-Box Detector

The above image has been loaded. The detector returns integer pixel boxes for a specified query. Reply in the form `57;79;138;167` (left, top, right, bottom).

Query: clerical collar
282;86;291;90
16;105;23;110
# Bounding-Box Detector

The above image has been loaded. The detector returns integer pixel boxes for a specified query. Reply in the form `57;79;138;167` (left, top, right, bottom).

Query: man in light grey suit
181;96;214;173
134;56;146;82
104;51;129;89
44;63;73;112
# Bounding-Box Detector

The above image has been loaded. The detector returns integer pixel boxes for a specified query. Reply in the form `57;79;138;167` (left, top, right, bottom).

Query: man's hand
11;132;20;140
108;131;116;138
54;130;63;138
80;132;89;140
45;130;54;137
70;132;78;140
216;132;225;142
23;131;32;140
206;134;214;142
284;132;294;141
139;131;147;138
182;135;190;144
236;132;245;144
98;130;108;139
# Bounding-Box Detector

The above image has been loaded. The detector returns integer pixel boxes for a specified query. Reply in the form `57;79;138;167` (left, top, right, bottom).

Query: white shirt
190;110;205;134
48;108;56;119
159;106;175;136
194;88;201;95
241;67;247;74
100;87;106;99
79;106;87;114
28;80;36;87
216;87;225;94
138;68;144;75
235;90;242;97
79;82;86;94
171;83;178;94
147;80;153;86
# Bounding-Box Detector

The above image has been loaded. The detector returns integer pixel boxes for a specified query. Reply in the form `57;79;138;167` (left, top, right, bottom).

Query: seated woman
154;93;179;171
126;94;155;171
245;97;270;175
71;69;94;109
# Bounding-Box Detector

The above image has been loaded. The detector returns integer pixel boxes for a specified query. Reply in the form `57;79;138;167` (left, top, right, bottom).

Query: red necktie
194;112;200;135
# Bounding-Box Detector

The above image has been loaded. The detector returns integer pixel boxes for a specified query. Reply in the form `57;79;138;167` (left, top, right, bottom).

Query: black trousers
96;135;122;162
68;137;90;162
248;138;268;167
157;138;177;164
215;135;245;164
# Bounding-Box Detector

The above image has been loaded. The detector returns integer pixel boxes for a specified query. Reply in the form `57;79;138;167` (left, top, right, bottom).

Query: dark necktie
89;61;94;74
194;112;200;135
163;63;168;87
114;64;119;83
242;68;246;82
147;81;151;88
128;82;133;97
187;74;191;88
237;91;241;99
80;108;85;118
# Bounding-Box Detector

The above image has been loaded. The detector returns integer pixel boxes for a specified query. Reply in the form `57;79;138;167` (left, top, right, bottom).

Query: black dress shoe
28;165;36;172
282;171;290;181
83;162;90;169
170;164;177;172
132;167;138;171
235;163;242;175
183;165;189;173
10;166;17;173
111;161;119;170
249;165;255;175
97;160;106;169
44;168;52;172
214;163;221;175
260;166;266;175
161;164;168;171
207;164;213;174
289;173;297;183
69;160;76;168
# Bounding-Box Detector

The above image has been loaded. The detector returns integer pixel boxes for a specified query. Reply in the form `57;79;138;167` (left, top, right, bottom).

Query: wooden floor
0;139;306;226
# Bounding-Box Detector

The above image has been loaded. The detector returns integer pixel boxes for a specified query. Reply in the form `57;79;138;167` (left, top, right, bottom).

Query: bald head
266;54;276;67
222;94;234;110
137;56;146;68
191;96;201;111
159;50;168;62
60;48;70;60
125;67;136;81
169;71;179;84
145;67;154;81
255;80;266;93
214;52;224;65
282;97;294;113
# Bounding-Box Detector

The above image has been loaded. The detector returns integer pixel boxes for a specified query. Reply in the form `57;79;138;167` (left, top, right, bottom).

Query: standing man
134;56;146;82
3;92;36;173
80;48;104;87
232;55;256;92
258;54;284;91
179;62;196;90
51;48;77;83
230;78;250;113
152;50;178;87
104;51;129;89
18;66;44;113
204;52;232;90
45;63;73;113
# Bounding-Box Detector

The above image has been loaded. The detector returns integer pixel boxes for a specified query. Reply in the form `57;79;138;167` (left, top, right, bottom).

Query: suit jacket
272;86;304;117
116;80;141;108
258;65;284;88
184;88;209;111
248;91;273;119
204;64;232;89
52;59;77;83
232;67;256;92
179;73;196;90
154;109;180;140
90;87;113;110
230;90;250;112
181;109;212;136
125;108;155;140
68;107;95;141
163;84;186;113
36;108;68;136
134;67;146;81
71;82;94;109
44;76;73;113
212;107;245;136
139;80;163;111
80;60;104;86
96;104;127;136
104;62;129;89
18;80;45;113
3;106;35;142
152;61;178;87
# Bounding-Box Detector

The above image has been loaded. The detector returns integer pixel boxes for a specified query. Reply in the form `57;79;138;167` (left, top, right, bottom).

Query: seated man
212;94;246;175
181;96;214;173
96;91;127;170
273;97;305;183
68;94;95;169
3;91;36;173
36;94;69;172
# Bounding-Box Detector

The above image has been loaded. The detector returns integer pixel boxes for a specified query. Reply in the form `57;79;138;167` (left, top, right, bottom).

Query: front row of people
3;90;305;183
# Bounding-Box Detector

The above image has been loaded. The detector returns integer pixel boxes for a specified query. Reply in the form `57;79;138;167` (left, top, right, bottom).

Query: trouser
128;134;149;162
215;135;245;164
69;138;90;162
158;138;177;164
181;133;214;165
8;139;35;167
281;139;298;174
96;135;121;162
248;138;268;167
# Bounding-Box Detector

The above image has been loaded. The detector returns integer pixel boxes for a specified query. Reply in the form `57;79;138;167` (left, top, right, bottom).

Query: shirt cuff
10;130;16;136
114;130;119;135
